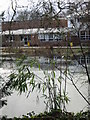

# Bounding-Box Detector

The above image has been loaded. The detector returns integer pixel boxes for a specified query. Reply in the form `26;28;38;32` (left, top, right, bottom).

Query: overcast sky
0;0;86;16
0;0;68;14
0;0;33;14
0;0;10;13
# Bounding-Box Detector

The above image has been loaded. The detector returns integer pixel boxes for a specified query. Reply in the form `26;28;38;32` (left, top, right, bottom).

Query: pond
0;56;89;118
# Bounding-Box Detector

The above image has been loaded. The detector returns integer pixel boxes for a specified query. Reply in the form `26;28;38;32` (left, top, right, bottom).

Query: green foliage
9;55;41;95
9;65;35;94
8;55;70;111
21;110;90;120
2;110;89;120
0;63;13;108
75;111;90;119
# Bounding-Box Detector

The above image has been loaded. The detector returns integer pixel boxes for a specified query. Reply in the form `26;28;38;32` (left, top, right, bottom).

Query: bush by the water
1;110;90;120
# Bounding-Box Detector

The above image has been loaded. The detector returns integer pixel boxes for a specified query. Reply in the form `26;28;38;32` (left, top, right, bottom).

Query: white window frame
9;35;14;42
54;34;62;41
45;34;49;41
38;33;45;41
80;55;90;64
49;34;54;41
79;30;90;40
38;33;62;42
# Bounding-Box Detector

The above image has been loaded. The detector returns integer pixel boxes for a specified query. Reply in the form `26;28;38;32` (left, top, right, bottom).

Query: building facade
1;18;90;47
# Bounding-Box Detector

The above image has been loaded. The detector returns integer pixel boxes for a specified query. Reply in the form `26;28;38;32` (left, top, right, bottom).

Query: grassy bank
2;46;90;58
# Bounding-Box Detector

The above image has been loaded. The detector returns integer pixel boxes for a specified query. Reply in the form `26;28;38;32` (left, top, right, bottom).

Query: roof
2;28;68;35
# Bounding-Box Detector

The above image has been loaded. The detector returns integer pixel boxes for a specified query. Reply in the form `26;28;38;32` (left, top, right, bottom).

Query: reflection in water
0;58;88;118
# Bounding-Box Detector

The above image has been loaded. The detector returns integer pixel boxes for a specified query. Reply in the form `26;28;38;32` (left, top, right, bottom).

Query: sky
0;0;58;20
0;0;67;14
0;0;87;18
0;0;11;13
0;0;34;20
0;0;32;14
0;0;85;14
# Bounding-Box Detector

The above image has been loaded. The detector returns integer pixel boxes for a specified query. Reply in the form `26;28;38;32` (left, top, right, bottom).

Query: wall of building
1;19;90;47
2;19;68;31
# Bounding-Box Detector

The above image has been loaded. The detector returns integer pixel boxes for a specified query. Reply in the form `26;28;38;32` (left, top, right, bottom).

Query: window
20;35;24;41
86;56;90;64
9;35;14;42
45;34;49;41
80;30;90;40
20;35;29;45
80;31;85;40
54;34;62;41
24;37;28;45
79;55;90;64
38;33;62;41
86;30;90;40
80;56;85;64
49;34;53;41
38;34;45;41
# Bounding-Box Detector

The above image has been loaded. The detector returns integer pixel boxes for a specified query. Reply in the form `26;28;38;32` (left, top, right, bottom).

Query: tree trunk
88;83;90;110
88;64;90;110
